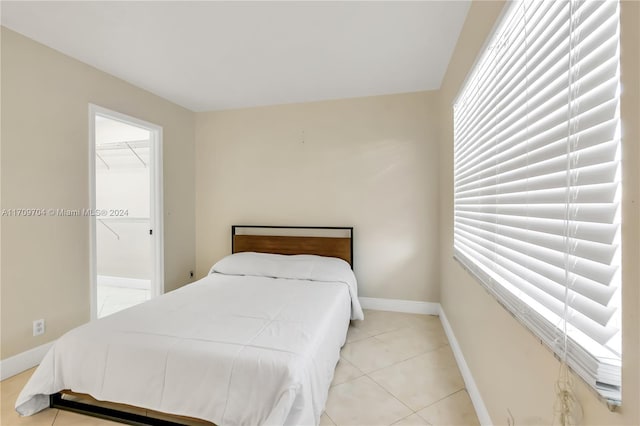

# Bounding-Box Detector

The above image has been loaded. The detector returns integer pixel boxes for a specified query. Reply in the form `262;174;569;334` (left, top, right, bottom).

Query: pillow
209;251;350;280
209;252;364;320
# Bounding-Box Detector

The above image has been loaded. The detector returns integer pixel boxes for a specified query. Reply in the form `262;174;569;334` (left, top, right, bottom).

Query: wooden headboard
231;226;354;268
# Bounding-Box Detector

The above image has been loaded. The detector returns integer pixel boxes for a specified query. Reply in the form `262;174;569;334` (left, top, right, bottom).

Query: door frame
88;104;164;320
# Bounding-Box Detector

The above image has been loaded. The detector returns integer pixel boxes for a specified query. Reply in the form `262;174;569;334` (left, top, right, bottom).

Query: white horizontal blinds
453;0;621;401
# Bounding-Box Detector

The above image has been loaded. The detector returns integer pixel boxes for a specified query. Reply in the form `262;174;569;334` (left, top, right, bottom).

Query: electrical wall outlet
33;319;45;336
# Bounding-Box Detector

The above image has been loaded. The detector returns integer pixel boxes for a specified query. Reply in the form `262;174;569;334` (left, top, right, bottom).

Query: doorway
89;105;164;319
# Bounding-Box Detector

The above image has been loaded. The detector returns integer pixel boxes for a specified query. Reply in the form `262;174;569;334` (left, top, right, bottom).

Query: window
453;0;621;402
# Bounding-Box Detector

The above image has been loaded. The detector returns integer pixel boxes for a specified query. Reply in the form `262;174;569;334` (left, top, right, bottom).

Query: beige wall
195;92;440;302
438;1;640;425
0;28;196;359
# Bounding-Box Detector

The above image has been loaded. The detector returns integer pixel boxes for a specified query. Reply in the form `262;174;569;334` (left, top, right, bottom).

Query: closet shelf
96;139;149;169
97;217;151;240
98;217;149;223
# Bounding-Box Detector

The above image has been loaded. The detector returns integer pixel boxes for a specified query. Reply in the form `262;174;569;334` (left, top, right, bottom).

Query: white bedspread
16;254;363;425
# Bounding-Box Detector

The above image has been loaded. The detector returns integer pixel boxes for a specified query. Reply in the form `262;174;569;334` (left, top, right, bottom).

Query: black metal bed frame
231;225;354;268
49;393;188;425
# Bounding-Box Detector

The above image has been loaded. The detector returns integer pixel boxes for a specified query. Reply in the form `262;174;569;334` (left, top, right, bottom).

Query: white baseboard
439;307;493;426
98;275;150;290
0;341;53;381
359;297;440;315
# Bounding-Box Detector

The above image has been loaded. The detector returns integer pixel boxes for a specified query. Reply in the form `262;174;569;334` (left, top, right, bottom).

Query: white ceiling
1;1;470;112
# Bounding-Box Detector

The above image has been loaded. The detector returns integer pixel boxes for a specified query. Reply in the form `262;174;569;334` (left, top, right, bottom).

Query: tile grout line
364;372;416;418
350;338;450;376
346;317;442;344
323;410;337;426
394;411;435;426
412;387;467;415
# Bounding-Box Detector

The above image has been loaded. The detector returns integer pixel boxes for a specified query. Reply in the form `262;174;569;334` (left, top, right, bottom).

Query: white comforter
16;253;363;425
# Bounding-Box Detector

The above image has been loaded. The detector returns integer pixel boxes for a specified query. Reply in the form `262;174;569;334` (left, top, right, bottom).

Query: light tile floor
325;310;480;426
1;310;480;426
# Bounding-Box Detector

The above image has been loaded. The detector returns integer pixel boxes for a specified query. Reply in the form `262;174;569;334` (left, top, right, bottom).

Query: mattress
16;253;364;425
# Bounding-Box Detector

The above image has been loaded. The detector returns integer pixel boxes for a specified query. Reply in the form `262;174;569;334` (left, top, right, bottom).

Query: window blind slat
456;182;618;205
455;203;619;224
454;211;619;245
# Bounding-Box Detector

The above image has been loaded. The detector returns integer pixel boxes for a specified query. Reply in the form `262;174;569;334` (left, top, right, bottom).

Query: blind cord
553;0;582;424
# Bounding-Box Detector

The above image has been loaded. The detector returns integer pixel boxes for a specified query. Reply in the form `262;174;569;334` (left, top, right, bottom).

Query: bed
16;225;363;425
